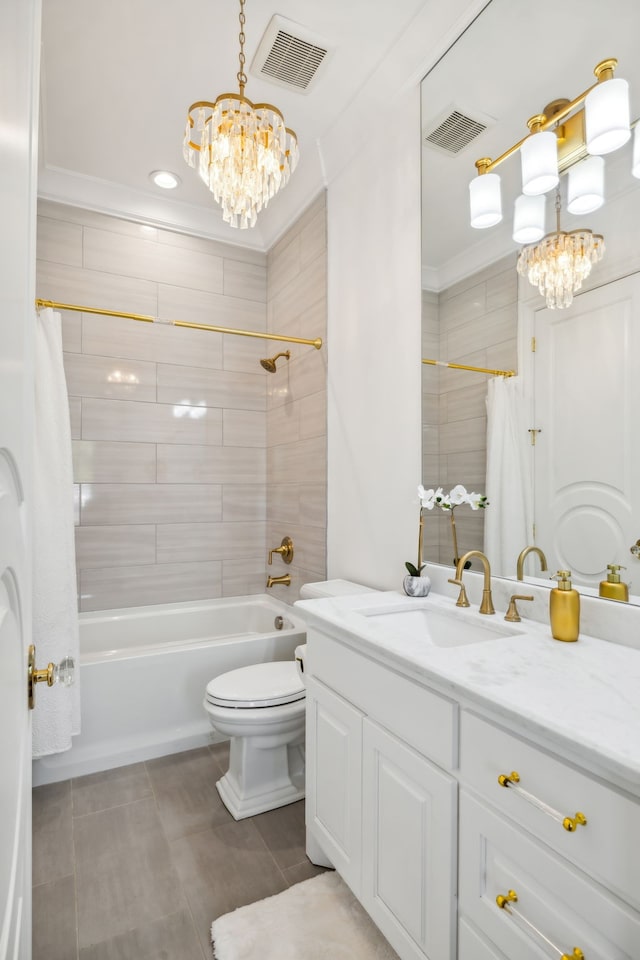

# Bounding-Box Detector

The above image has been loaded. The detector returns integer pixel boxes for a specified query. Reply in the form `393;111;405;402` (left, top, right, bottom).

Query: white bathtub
32;595;306;786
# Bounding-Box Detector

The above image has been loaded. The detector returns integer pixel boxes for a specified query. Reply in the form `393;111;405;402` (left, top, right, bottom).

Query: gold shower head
260;350;290;372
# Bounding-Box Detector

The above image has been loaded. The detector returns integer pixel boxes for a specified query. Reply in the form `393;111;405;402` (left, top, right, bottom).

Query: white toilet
204;581;375;820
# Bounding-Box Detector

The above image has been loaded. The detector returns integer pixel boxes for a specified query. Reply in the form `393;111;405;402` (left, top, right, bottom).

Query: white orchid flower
418;485;438;509
448;484;468;506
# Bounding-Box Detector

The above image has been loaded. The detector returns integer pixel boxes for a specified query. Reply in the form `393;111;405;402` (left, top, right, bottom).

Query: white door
531;274;640;591
1;0;40;957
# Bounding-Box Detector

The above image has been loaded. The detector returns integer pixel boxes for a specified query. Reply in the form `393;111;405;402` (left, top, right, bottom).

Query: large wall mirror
420;0;640;603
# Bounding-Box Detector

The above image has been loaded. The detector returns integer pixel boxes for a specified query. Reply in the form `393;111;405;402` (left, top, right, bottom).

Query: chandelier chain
237;0;247;94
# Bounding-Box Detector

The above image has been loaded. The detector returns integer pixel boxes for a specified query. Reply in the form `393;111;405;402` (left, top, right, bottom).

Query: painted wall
323;0;491;590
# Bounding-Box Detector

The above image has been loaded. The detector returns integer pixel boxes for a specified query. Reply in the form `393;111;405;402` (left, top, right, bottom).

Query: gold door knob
28;644;75;709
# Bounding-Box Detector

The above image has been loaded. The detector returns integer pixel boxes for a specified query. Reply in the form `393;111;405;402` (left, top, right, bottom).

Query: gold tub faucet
516;545;548;581
448;549;495;615
267;574;291;588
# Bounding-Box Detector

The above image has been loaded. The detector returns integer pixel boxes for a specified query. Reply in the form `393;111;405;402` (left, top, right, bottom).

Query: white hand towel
32;308;80;757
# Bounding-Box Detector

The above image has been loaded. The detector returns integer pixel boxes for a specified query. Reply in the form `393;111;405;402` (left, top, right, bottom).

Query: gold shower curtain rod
35;299;323;350
422;357;514;378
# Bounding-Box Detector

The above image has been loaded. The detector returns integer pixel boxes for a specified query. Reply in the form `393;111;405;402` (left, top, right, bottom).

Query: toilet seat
205;661;305;709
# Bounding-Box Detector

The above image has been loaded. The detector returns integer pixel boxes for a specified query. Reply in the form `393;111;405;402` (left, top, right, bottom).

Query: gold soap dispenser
599;564;629;601
549;570;580;642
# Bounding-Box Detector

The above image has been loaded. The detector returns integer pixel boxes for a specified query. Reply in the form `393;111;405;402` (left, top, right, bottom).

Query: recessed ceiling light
149;170;181;189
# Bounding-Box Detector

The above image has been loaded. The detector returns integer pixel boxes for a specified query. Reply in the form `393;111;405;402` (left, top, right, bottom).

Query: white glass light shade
469;173;502;228
521;131;559;195
567;156;605;214
512;194;546;244
585;78;630;155
632;123;640;179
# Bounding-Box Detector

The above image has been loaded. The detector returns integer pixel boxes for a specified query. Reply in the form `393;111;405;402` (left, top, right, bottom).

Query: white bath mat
211;871;399;960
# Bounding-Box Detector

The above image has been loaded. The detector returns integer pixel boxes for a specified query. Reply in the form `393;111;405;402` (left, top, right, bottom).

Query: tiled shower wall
421;254;518;566
36;200;273;611
265;193;328;600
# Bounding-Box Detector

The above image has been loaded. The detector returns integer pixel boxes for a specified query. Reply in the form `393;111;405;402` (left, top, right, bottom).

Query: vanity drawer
460;711;640;910
459;790;640;960
307;628;457;770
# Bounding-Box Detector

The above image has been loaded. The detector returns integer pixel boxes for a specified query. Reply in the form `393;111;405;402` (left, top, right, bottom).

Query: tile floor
32;743;326;959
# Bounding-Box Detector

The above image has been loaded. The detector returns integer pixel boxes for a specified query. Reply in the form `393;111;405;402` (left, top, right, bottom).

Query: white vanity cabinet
458;712;640;959
305;628;458;960
303;609;640;960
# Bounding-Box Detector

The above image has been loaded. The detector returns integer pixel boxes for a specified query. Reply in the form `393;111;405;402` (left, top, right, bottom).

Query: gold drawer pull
497;770;587;832
496;888;584;959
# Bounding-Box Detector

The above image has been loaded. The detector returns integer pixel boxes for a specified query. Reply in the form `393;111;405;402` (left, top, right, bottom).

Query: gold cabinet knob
496;889;518;909
562;812;587;832
27;644;75;709
497;770;520;787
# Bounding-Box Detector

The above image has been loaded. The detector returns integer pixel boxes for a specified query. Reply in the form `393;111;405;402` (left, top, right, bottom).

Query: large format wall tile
80;483;222;525
37;198;326;610
157;445;265;484
157;363;265;411
83;226;224;293
81;397;222;446
81;313;224;370
72;440;156;483
64;353;157;402
80;561;222;611
75;525;156;569
156;522;265;563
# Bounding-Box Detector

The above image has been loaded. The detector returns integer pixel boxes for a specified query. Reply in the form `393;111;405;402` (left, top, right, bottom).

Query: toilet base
216;739;305;820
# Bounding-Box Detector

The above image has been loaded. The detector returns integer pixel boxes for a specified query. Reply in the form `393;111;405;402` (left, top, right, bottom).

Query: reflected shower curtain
32;307;80;757
484;375;532;578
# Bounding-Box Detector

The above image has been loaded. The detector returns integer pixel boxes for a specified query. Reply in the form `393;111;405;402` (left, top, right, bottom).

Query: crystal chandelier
517;191;604;309
183;0;299;229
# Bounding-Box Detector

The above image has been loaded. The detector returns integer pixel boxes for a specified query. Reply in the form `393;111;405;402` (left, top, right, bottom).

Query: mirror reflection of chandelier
183;0;299;229
468;59;635;308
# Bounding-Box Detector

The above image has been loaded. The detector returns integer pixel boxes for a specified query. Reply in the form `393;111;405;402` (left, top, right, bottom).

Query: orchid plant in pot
404;484;488;595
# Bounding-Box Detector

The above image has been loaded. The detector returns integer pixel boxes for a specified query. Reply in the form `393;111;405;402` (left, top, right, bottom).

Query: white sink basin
360;603;524;647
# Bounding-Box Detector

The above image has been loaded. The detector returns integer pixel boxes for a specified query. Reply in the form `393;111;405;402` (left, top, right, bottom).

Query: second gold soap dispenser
549;570;580;642
599;564;629;601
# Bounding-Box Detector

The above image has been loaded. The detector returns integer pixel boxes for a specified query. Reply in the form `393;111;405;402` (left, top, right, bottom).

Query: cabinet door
362;719;457;960
306;677;363;894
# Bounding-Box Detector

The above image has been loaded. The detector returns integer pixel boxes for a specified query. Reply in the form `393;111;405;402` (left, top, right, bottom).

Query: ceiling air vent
423;106;491;156
251;15;331;95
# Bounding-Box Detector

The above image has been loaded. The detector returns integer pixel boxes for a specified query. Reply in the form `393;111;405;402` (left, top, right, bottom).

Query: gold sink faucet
516;545;548;581
448;549;495;615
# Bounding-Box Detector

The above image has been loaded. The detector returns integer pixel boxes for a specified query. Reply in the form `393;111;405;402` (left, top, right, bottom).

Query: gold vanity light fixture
469;59;632;307
182;0;299;229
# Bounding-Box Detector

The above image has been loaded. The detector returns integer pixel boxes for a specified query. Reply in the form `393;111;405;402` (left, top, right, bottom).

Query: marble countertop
296;589;640;790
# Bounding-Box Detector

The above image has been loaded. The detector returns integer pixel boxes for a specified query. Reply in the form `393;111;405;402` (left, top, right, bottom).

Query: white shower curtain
484;375;532;578
32;308;80;757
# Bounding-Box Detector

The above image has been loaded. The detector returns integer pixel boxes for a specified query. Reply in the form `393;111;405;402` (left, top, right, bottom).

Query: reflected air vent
251;15;331;94
423;107;491;156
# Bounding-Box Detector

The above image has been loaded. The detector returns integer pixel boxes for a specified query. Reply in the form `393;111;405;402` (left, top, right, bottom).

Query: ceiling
39;0;426;250
420;0;640;290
